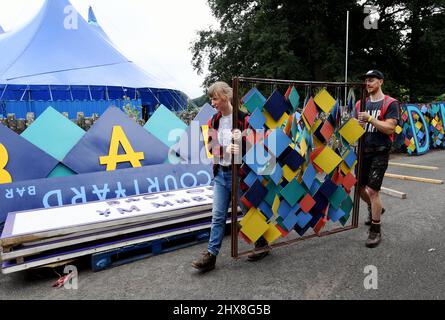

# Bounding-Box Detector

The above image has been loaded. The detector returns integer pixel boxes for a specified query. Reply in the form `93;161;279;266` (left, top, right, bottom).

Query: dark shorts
359;151;390;191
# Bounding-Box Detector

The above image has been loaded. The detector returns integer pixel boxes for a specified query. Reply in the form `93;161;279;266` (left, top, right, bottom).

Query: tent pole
168;90;186;112
49;85;54;101
20;85;29;102
88;85;93;101
0;84;7;101
147;88;161;106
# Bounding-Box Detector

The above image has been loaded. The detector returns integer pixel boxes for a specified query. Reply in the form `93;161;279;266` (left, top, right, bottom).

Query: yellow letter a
99;126;145;171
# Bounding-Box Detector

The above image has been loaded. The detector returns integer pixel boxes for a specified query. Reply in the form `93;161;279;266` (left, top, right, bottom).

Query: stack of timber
0;186;230;274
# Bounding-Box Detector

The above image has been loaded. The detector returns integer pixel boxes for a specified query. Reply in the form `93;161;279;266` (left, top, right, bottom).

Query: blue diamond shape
63;106;169;173
248;107;266;130
264;90;288;121
283;148;305;171
264;129;292;158
269;164;283;185
243;143;272;175
0;124;59;182
302;163;317;189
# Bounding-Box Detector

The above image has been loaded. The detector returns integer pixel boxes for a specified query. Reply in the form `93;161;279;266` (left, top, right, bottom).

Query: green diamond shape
288;87;300;110
329;187;348;209
21;107;85;161
340;196;354;216
280;179;306;207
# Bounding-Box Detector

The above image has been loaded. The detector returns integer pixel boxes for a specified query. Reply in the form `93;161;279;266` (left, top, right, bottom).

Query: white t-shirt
217;114;233;166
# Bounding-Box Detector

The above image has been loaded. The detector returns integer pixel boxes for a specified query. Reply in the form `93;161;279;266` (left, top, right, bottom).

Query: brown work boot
192;251;216;272
365;207;385;226
366;231;382;248
247;238;271;262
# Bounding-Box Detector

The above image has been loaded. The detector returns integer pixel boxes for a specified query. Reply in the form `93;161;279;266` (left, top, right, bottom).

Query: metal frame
231;76;366;259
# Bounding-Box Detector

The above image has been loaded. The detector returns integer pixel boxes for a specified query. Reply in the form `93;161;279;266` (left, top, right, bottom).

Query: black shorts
359;151;390;191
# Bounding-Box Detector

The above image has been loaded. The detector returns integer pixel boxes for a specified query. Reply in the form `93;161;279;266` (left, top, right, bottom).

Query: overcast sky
0;0;218;98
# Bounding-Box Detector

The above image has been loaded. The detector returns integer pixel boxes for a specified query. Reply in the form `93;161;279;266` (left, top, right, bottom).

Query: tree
192;0;445;101
362;0;445;100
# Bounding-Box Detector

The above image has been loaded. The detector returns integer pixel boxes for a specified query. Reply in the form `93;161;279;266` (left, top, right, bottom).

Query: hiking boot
365;207;385;226
247;239;271;262
247;249;270;262
366;231;382;248
192;251;216;272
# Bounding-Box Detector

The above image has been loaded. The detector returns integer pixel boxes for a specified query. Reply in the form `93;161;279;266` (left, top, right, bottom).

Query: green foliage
192;94;210;107
122;96;142;121
192;0;445;102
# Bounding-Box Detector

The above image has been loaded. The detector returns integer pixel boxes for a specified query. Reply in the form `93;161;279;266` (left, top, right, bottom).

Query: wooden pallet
91;228;211;272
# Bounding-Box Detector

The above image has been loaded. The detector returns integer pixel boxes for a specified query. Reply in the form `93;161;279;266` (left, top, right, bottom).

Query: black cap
362;70;384;80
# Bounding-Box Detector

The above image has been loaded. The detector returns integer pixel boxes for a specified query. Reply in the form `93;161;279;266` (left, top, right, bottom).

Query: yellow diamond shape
263;223;282;244
313;147;343;174
415;122;423;130
339;118;365;144
240;210;269;243
340;161;352;175
299;137;308;156
282;165;298;182
264;111;288;129
201;125;214;159
314;88;336;113
312;135;324;148
311;118;323;133
272;195;281;215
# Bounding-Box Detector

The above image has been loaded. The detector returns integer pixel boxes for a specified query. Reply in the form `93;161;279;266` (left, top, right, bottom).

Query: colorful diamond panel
239;86;364;244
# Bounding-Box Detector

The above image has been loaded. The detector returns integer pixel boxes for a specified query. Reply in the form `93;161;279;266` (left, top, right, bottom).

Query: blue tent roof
0;0;187;114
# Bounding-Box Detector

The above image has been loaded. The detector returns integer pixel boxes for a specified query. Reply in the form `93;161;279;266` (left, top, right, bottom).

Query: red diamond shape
302;97;318;126
300;194;316;213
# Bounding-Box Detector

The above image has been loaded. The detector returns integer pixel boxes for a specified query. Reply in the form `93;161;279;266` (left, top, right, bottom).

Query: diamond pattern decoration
238;86;362;244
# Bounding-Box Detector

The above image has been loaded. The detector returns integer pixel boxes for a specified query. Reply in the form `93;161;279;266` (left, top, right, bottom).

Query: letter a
99;126;145;171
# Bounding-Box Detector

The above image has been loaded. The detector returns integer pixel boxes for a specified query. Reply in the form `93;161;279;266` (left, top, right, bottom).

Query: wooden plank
388;162;439;171
1;222;222;274
381;187;407;199
1;211;214;261
385;173;444;185
0;187;214;248
0;204;213;249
